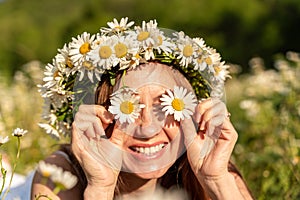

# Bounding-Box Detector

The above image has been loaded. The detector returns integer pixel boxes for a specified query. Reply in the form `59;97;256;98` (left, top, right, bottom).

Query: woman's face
104;62;195;178
112;84;185;179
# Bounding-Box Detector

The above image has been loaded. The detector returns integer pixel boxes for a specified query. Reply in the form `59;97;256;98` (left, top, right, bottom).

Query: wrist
84;184;115;200
199;173;244;200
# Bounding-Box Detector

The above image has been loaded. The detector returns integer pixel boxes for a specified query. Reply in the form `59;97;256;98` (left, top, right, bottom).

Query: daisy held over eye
33;18;254;200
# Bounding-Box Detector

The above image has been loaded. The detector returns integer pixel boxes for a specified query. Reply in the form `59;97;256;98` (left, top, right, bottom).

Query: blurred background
0;0;299;199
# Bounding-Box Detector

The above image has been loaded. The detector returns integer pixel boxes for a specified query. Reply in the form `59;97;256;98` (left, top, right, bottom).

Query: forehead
136;84;167;100
114;62;193;92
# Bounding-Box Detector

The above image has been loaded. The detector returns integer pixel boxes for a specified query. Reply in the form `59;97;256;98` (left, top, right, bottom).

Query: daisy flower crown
38;17;230;139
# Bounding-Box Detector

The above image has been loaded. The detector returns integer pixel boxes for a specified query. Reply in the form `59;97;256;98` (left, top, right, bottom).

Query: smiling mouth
130;143;167;156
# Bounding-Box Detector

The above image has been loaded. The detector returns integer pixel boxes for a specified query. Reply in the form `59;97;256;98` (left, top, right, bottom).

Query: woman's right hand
71;105;123;199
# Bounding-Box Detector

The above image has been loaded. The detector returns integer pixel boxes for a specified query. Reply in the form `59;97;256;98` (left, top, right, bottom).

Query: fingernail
195;113;201;123
200;121;205;131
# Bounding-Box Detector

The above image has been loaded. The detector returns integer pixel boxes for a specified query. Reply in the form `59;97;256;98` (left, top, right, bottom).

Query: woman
32;18;253;199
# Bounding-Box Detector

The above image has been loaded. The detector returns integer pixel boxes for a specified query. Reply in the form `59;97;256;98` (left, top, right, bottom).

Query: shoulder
31;150;84;200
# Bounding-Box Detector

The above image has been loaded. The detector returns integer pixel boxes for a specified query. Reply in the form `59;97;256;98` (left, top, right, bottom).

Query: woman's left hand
182;98;238;179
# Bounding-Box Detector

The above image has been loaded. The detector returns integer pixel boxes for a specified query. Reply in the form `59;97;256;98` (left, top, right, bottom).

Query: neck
116;172;158;199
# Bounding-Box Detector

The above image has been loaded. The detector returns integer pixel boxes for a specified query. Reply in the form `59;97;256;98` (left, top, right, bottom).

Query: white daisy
55;44;73;76
48;86;70;109
174;32;197;67
120;51;145;70
113;34;139;69
108;87;145;124
76;58;104;82
135;20;158;46
194;47;221;72
57;121;72;137
12;128;28;137
192;37;206;48
38;123;60;139
115;35;139;60
214;62;229;79
160;86;197;121
50;167;78;190
37;160;59;178
101;17;135;34
0;135;9;146
130;20;160;60
152;30;175;55
69;32;95;66
89;35;119;70
42;61;63;89
38;83;69;114
38;84;53;99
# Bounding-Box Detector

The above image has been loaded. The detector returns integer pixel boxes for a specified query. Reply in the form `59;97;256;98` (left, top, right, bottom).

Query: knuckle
78;104;86;112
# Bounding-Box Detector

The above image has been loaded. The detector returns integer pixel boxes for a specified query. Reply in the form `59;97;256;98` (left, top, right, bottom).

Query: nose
140;103;152;127
134;105;164;138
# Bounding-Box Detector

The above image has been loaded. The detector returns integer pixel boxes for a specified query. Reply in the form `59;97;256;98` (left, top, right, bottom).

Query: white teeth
133;144;165;155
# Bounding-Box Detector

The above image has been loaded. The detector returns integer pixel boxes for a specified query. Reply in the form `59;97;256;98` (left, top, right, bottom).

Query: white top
1;171;34;200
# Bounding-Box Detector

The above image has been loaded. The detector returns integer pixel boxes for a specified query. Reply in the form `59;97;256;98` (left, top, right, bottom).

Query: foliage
0;61;61;175
1;0;300;78
226;52;300;199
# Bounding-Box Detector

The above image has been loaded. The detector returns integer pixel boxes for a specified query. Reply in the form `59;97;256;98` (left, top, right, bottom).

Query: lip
128;142;169;161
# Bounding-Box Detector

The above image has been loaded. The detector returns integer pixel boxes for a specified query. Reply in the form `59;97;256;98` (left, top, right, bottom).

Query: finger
78;104;114;128
76;105;113;137
180;118;198;147
199;101;226;131
194;98;220;124
219;119;238;142
96;108;114;128
196;98;220;117
205;114;227;138
76;114;106;137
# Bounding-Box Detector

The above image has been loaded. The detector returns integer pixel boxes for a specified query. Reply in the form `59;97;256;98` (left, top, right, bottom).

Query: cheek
164;116;180;140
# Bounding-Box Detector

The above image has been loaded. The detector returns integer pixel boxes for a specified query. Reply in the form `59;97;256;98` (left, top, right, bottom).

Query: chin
134;165;171;180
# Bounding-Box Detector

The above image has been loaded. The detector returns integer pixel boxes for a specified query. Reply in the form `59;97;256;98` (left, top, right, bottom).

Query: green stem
53;186;61;195
1;137;21;200
35;194;53;200
0;155;7;196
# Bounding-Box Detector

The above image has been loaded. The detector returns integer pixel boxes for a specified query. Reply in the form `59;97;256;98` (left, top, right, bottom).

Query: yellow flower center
79;42;91;54
115;26;125;32
205;57;213;65
134;53;141;59
171;98;185;111
157;35;163;45
114;43;128;58
120;101;134;114
197;48;203;54
214;66;221;75
42;171;51;178
99;46;112;59
82;61;95;70
53;70;60;78
137;31;150;41
183;45;193;57
66;57;73;68
197;57;203;64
